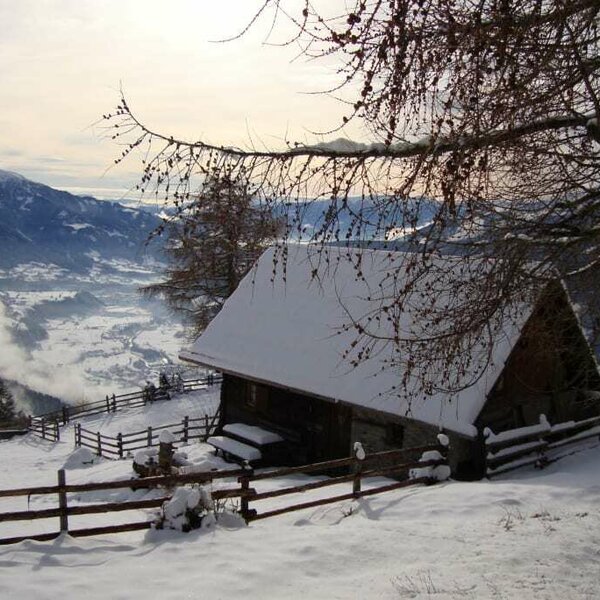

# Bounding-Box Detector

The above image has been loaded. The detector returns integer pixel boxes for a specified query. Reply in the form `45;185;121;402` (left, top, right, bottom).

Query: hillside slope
0;390;598;599
0;170;160;270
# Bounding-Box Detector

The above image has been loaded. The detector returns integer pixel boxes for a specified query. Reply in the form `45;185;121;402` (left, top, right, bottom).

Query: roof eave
179;350;478;440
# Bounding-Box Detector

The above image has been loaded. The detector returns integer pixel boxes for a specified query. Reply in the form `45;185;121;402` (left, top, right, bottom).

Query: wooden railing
28;418;60;442
74;410;221;459
0;442;449;545
28;374;222;440
0;466;247;546
484;414;600;477
238;442;448;522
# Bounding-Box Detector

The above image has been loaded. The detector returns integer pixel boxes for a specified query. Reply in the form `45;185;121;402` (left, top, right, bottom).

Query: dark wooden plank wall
218;286;600;480
220;374;485;477
477;286;600;433
220;375;352;464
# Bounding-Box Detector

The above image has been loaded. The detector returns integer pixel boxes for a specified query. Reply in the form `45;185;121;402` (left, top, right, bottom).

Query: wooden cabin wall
220;374;483;477
477;286;600;433
220;374;352;464
350;406;481;479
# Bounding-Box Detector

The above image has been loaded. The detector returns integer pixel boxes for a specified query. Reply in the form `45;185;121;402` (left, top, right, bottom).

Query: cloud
0;149;25;158
0;301;89;406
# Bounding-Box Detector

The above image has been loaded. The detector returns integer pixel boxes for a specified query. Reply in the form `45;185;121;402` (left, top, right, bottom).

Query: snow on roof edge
180;245;549;440
179;347;480;439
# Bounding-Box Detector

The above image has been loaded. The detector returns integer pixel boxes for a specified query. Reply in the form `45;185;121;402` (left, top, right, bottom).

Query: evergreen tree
0;379;17;426
142;170;281;336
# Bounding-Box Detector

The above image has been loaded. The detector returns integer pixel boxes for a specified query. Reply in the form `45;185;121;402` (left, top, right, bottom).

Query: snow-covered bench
223;423;284;445
208;423;286;465
207;435;262;464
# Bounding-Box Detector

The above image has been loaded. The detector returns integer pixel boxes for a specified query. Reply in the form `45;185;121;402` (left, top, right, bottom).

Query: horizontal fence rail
238;442;449;522
484;414;600;477
0;466;248;546
0;442;448;545
74;410;221;459
28;418;60;442
28;373;222;441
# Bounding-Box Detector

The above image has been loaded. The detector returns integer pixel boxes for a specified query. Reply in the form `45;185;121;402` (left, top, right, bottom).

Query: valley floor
0;390;599;599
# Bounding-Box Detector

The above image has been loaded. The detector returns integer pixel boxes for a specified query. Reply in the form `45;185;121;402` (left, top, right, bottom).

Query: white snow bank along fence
0;437;450;545
28;373;223;440
74;410;221;459
484;414;600;477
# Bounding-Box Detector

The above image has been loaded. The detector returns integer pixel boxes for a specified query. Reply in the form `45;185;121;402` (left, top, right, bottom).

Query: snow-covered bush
156;485;215;532
409;450;451;482
133;447;159;475
132;430;190;476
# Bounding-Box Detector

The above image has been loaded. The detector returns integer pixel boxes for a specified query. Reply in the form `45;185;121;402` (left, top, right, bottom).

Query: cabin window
246;383;268;411
247;383;258;408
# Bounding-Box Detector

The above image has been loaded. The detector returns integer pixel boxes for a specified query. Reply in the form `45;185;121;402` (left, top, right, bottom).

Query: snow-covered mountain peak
0;169;26;183
0;170;162;270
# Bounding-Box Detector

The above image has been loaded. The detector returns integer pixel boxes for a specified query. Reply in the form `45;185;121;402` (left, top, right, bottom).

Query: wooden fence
238;442;448;522
74;410;221;459
28;418;60;442
0;467;248;546
484;414;600;477
28;374;222;441
0;442;448;545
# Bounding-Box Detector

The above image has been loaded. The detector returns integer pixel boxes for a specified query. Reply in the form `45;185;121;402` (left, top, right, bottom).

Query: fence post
62;405;69;425
96;432;102;456
240;473;251;522
147;426;153;447
204;414;209;440
105;395;110;413
353;442;365;497
55;420;60;442
183;416;189;443
537;414;549;469
117;433;124;459
57;469;69;534
112;394;117;412
41;419;46;440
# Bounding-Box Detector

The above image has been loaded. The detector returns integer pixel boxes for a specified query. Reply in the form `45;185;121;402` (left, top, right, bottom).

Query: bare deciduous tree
104;0;600;396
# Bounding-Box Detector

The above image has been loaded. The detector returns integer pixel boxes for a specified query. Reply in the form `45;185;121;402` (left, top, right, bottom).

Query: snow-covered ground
0;257;197;408
0;389;599;599
78;387;220;436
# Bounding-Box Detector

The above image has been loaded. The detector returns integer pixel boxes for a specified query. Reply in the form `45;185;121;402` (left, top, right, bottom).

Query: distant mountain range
280;196;441;247
0;169;444;272
0;170;162;270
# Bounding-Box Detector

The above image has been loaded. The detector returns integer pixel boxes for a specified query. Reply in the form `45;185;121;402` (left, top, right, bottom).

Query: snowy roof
180;245;534;438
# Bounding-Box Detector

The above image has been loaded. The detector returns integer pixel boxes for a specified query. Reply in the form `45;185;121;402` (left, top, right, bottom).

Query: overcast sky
0;0;358;200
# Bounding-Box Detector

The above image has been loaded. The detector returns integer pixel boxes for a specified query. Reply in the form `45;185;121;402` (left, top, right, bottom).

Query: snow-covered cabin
180;245;600;478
